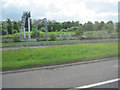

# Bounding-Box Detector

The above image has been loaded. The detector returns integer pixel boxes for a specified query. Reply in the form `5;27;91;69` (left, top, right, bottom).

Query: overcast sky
1;0;119;23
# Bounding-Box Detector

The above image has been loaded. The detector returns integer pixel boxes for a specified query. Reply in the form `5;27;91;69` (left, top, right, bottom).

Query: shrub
49;33;56;41
67;26;79;32
31;29;39;38
13;29;18;34
75;25;84;39
40;27;46;32
39;31;45;37
13;33;21;42
60;29;67;32
2;30;8;35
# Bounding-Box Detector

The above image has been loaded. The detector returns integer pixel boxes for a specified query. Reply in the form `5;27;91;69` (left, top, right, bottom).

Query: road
93;81;119;88
2;57;118;88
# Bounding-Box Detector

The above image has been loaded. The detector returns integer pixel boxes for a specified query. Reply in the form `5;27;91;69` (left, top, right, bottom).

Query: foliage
2;19;21;35
60;29;67;32
115;22;120;33
97;21;105;30
40;27;46;32
49;33;56;41
83;21;93;31
13;33;21;42
12;29;18;34
2;30;8;35
31;28;40;38
2;19;116;36
66;26;79;32
13;21;19;32
106;21;114;33
75;25;84;39
7;18;13;34
2;21;7;31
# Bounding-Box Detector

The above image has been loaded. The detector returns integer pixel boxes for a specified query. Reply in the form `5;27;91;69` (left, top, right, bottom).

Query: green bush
49;33;56;41
67;26;79;32
13;29;18;34
13;33;21;42
31;29;39;38
2;30;8;35
40;27;46;32
60;29;67;32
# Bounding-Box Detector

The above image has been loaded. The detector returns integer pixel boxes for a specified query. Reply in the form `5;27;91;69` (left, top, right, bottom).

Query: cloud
2;0;118;23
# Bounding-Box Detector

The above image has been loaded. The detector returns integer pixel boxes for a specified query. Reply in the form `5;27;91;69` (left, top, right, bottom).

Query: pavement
2;57;119;88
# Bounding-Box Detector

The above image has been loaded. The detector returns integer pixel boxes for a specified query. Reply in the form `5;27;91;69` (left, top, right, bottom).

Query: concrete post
24;27;26;39
44;18;48;40
28;17;31;40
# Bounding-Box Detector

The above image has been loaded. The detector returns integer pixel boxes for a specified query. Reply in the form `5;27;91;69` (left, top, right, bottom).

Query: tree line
1;18;118;35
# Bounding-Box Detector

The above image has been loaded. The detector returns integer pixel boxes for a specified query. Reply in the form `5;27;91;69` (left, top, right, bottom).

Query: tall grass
2;42;118;70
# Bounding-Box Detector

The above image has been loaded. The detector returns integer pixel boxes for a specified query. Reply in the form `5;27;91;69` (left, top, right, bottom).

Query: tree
17;21;22;32
62;21;73;29
40;27;46;32
2;30;8;35
37;21;45;30
66;26;78;32
7;18;12;34
2;21;8;35
75;25;84;39
85;21;93;31
47;21;52;32
13;21;19;32
115;22;120;33
2;21;7;30
97;21;105;30
53;22;62;32
106;21;114;33
93;21;99;31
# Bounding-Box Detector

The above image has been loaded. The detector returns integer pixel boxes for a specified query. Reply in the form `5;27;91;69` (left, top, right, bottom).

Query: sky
1;0;119;23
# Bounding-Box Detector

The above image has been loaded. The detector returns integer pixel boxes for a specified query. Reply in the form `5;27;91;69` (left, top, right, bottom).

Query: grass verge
2;42;118;71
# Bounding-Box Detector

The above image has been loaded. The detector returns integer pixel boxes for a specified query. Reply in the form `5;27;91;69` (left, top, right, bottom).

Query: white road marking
75;78;120;89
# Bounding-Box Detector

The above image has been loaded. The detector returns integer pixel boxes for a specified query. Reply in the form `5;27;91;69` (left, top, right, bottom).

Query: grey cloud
85;2;117;13
1;0;118;22
2;6;22;20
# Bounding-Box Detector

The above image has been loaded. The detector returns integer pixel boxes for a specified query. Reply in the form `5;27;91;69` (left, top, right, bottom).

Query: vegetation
13;33;21;42
1;19;118;43
2;42;118;70
49;33;56;41
1;19;118;35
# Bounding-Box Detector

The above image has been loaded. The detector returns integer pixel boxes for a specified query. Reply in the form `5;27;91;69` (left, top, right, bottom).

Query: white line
75;78;120;89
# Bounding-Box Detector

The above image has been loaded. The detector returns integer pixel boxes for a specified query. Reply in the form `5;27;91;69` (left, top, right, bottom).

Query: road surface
2;57;119;88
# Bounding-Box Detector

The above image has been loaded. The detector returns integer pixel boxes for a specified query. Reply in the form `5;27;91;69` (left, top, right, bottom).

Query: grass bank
2;42;118;71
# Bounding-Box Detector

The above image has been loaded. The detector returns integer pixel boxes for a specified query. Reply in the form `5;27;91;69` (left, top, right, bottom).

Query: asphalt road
93;81;119;88
2;57;118;88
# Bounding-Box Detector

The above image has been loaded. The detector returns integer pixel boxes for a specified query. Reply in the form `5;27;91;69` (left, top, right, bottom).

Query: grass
2;42;118;71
